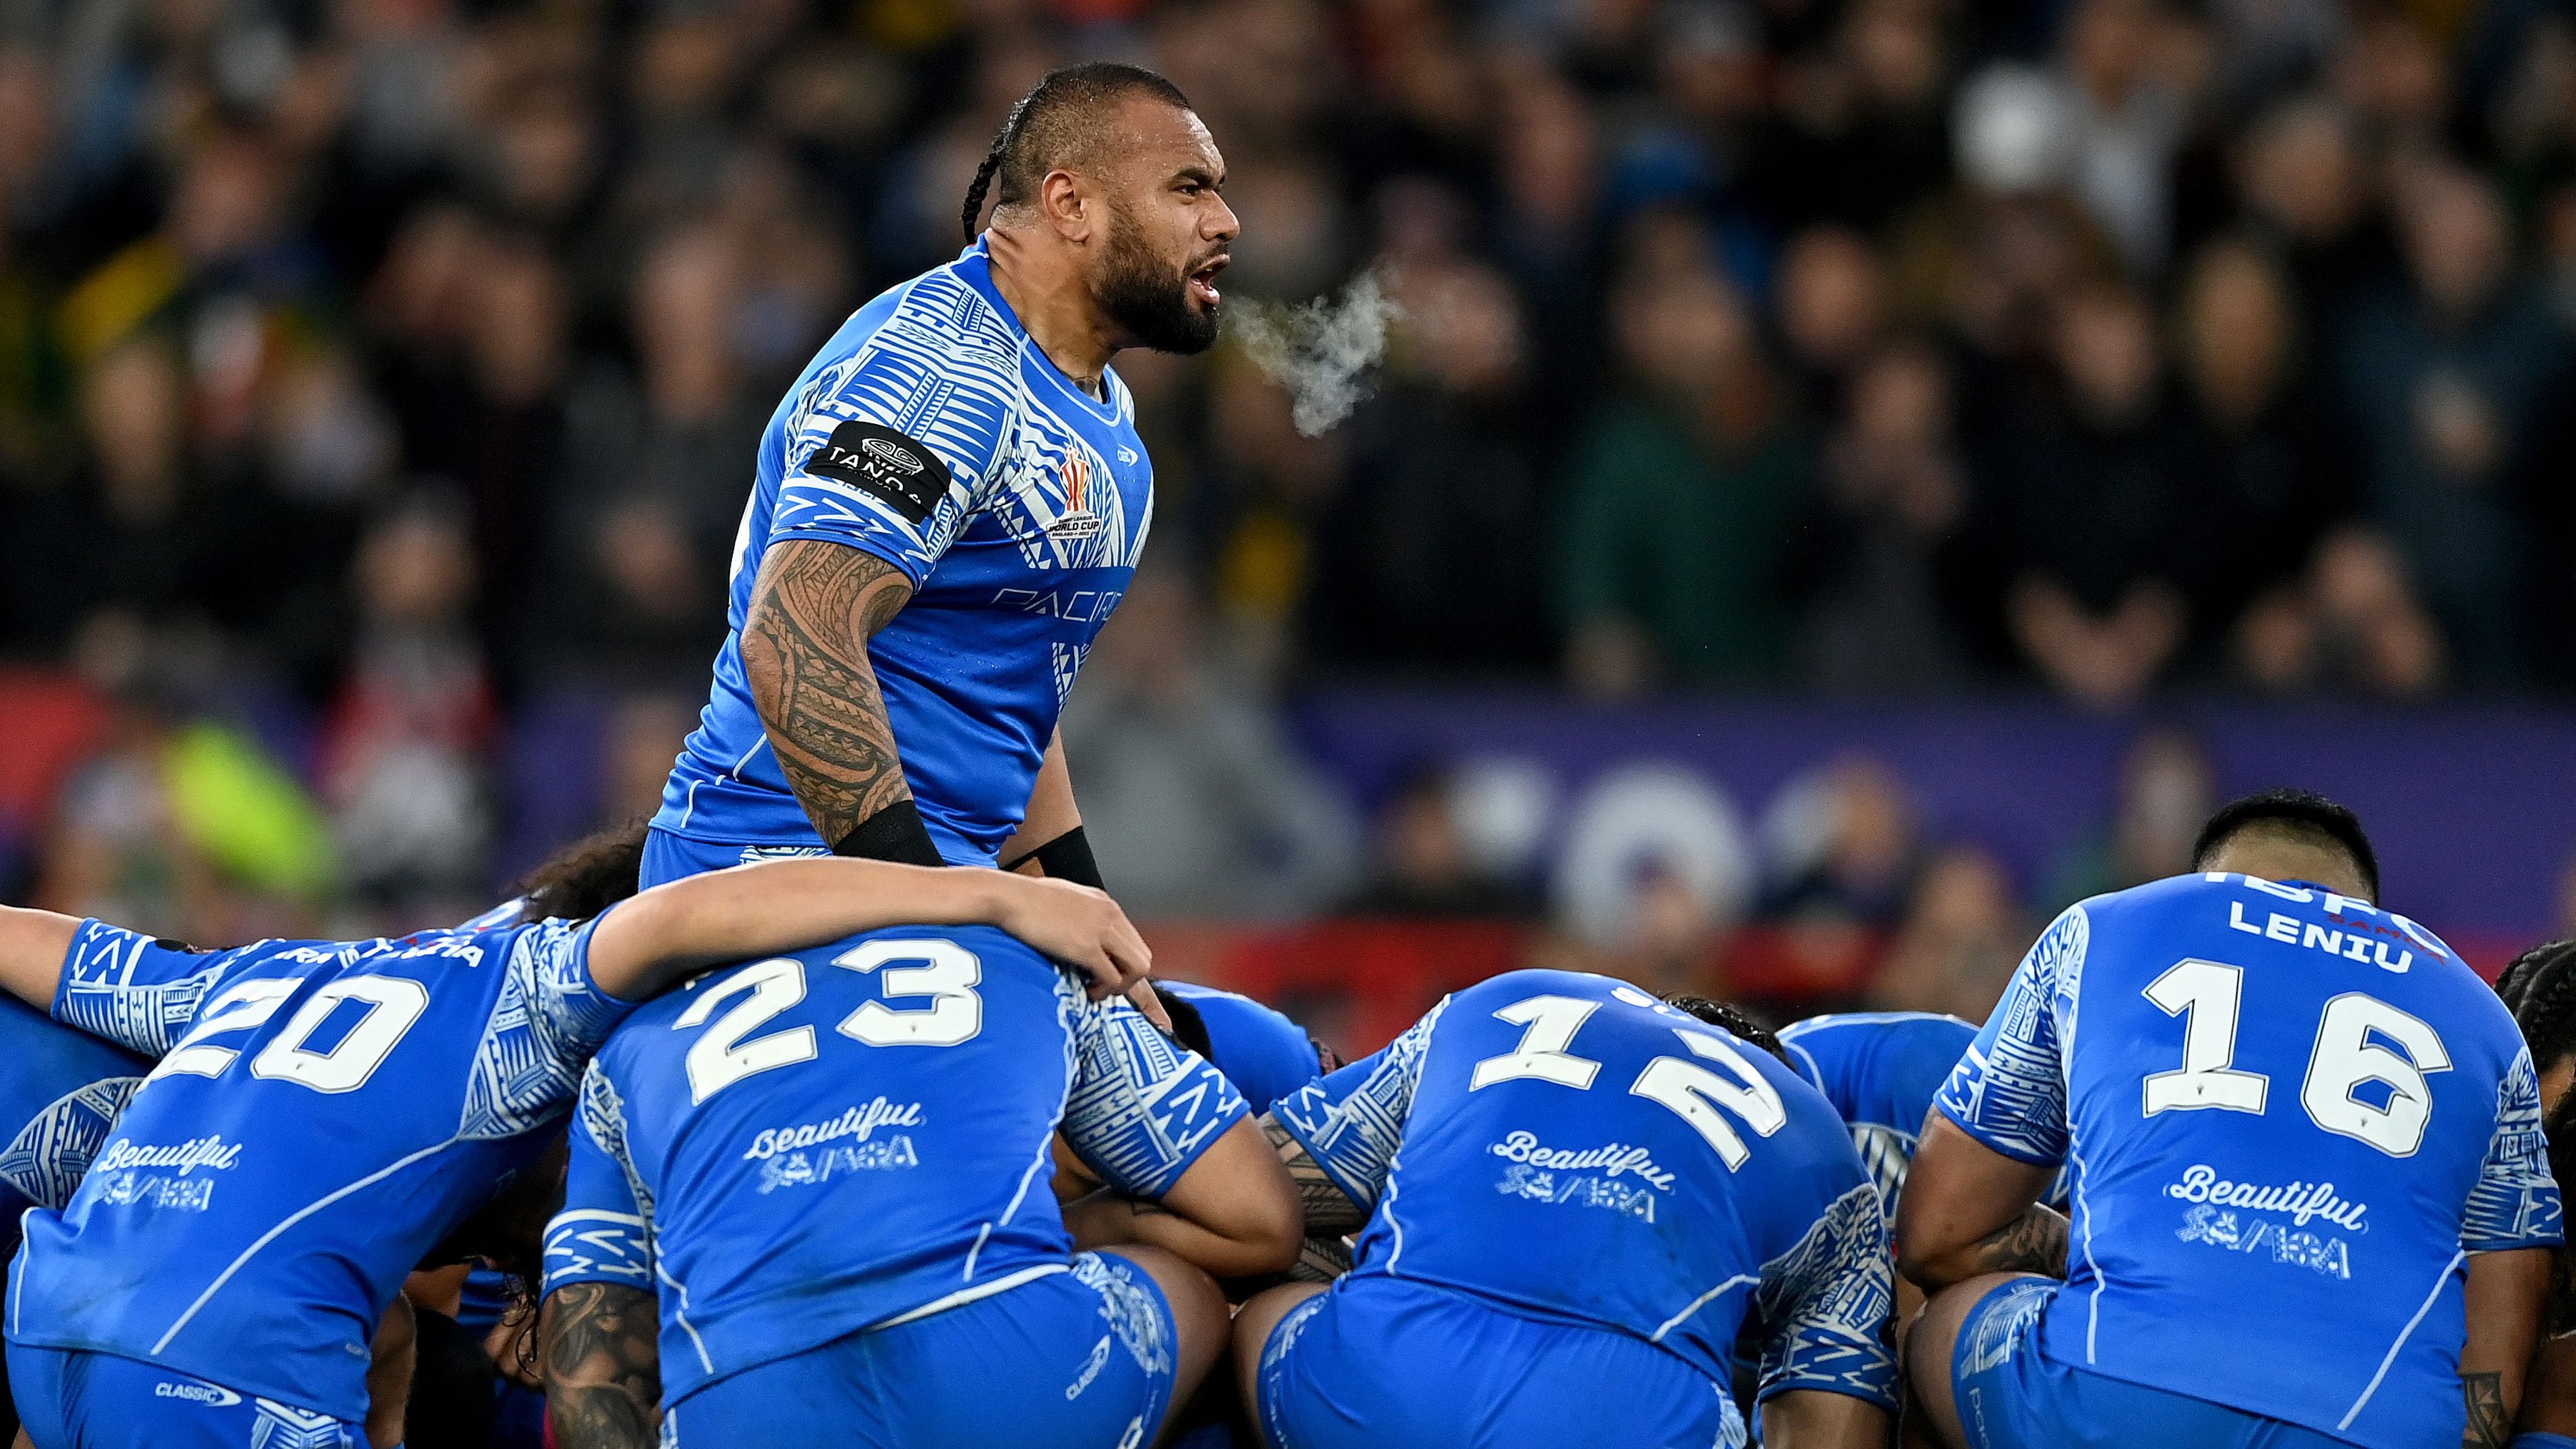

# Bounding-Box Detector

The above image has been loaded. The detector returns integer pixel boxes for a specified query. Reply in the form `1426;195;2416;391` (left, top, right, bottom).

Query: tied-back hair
511;818;649;924
1662;993;1790;1068
2497;938;2576;1332
960;62;1194;244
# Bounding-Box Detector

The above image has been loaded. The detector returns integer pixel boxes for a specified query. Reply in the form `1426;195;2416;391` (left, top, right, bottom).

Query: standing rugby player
643;62;1235;912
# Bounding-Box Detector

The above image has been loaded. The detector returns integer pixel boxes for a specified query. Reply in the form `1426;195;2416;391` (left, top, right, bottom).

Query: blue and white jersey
1164;980;1324;1116
541;924;1247;1405
1780;1011;1975;1212
9;914;632;1421
1275;970;1895;1422
0;995;151;1236
655;239;1153;865
1935;873;2562;1449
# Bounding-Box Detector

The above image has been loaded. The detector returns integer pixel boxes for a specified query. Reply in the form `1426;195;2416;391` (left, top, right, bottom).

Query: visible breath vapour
1230;270;1403;436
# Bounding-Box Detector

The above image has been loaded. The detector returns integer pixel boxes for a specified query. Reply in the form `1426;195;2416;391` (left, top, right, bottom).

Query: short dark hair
962;63;1195;244
2188;788;2379;900
1662;994;1790;1068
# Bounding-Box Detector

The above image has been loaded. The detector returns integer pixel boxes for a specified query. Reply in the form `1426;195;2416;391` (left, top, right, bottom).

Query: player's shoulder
1778;1010;1975;1052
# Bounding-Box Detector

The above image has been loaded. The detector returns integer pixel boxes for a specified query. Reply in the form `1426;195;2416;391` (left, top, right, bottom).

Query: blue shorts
1253;1276;1735;1449
665;1252;1178;1449
638;828;825;889
1949;1277;2349;1449
9;1347;362;1449
2514;1437;2576;1449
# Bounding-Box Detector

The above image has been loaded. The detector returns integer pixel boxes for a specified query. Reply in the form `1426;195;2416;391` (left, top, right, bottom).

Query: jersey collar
954;237;1128;427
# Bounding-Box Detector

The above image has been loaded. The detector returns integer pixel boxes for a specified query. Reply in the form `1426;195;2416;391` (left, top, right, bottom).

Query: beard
1096;204;1220;355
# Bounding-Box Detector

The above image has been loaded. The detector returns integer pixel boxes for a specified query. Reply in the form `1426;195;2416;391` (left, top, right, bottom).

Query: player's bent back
1245;968;1896;1449
1920;872;2561;1449
544;923;1285;1449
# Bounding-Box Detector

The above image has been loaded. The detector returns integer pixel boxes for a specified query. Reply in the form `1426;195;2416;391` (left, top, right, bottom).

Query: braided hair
1662;994;1790;1068
2497;939;2576;1331
960;62;1194;244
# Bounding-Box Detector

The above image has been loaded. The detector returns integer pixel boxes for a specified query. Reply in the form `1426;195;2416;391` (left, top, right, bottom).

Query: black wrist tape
832;798;944;866
1006;825;1102;889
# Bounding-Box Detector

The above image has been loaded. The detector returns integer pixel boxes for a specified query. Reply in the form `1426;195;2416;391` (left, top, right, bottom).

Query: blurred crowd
0;0;2569;974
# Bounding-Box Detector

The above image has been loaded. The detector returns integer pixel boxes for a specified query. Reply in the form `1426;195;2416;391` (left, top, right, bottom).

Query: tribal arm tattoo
2461;1371;2509;1449
542;1282;662;1449
741;539;917;848
1263;1113;1365;1280
1963;1204;2070;1279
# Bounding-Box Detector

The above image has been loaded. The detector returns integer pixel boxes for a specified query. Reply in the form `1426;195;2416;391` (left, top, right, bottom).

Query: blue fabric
10;914;629;1422
2512;1435;2576;1449
11;1347;361;1449
544;925;1245;1404
653;240;1153;868
0;993;150;1243
662;1253;1176;1449
1254;1275;1736;1449
636;830;823;890
1934;873;2561;1449
1948;1277;2350;1449
1163;980;1323;1115
1777;1011;1973;1209
1272;969;1895;1410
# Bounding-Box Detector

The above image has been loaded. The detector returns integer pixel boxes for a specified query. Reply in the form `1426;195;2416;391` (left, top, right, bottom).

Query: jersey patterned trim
1935;905;2088;1166
543;1209;654;1290
1273;998;1449;1209
0;1075;140;1212
2464;1049;2562;1252
1062;991;1248;1199
774;269;1020;584
55;921;228;1056
460;919;626;1141
1749;1181;1898;1410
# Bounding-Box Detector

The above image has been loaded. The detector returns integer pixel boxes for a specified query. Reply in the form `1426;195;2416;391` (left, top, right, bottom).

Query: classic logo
154;1381;241;1406
1048;450;1105;540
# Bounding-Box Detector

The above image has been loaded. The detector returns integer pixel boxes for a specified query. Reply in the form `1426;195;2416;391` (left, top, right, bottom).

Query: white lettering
2266;913;2301;943
2302;924;2343;956
1487;1131;1677;1191
743;1097;925;1161
2229;902;2264;935
2163;1164;2369;1232
93;1136;243;1177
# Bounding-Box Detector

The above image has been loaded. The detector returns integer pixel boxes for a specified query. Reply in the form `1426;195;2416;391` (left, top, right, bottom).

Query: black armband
1002;825;1104;889
832;798;944;866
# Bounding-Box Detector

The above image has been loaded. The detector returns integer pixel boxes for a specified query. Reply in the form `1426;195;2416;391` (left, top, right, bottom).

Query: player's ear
1039;167;1092;242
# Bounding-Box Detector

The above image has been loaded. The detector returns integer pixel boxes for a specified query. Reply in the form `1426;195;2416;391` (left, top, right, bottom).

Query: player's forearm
2464;1247;2550;1448
364;1296;415;1449
741;538;917;848
0;906;79;1014
1756;1390;1890;1449
586;858;1008;997
542;1283;662;1449
1261;1113;1371;1236
1898;1203;2068;1292
1089;1119;1304;1277
1000;732;1083;871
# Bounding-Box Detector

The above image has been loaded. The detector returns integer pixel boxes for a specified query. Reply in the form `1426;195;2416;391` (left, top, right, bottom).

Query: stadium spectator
1867;845;2029;1021
1337;765;1531;918
2040;727;2216;908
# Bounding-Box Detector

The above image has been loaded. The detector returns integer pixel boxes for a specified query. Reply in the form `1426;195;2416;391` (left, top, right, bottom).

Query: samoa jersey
1936;873;2561;1449
655;239;1153;865
1275;970;1896;1425
9;914;631;1420
0;996;152;1239
542;924;1248;1405
1163;980;1325;1116
1780;1012;1976;1213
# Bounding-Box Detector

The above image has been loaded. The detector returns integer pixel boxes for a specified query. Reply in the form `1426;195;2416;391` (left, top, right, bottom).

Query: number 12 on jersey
1469;992;1787;1170
2141;958;2451;1156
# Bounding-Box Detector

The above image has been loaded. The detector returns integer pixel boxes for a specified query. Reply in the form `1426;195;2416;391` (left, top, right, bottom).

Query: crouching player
538;924;1301;1449
0;853;1145;1449
1234;969;1898;1449
1898;791;2560;1449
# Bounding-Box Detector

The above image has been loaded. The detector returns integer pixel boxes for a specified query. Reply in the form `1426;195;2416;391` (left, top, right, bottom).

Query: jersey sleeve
1270;997;1449;1211
2462;1047;2565;1253
771;303;1017;588
0;1075;141;1212
460;915;638;1141
1750;1181;1900;1411
1933;905;2086;1166
543;1061;656;1297
51;920;270;1058
1062;995;1251;1201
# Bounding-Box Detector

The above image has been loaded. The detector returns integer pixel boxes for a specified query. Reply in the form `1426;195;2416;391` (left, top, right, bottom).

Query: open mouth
1188;255;1228;308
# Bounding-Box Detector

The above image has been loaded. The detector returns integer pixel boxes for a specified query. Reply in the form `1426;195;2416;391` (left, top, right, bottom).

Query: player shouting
643;61;1235;919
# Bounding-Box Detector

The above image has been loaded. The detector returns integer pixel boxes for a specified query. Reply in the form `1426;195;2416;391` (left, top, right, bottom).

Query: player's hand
994;875;1151;998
